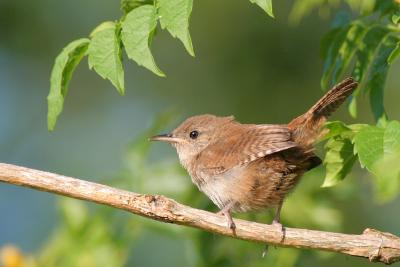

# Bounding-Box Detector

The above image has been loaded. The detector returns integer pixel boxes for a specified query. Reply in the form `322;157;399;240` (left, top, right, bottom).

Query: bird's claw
272;219;283;232
217;208;236;231
227;218;236;230
263;220;285;257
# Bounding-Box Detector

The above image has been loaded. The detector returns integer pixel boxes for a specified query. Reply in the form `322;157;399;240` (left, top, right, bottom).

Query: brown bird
151;77;357;230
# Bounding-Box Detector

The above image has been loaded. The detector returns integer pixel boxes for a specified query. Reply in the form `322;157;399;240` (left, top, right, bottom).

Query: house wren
151;78;357;230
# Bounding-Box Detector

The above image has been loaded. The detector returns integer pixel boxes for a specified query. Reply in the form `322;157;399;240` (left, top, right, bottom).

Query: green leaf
348;123;369;133
371;154;400;202
354;121;400;201
120;0;153;14
321;23;365;90
377;121;400;200
322;136;357;187
349;25;390;118
320;25;350;90
89;21;116;37
158;0;195;56
354;125;385;169
388;40;400;64
321;122;369;187
384;121;400;155
352;26;389;83
88;21;125;95
331;23;366;84
320;121;351;141
365;35;398;122
354;121;400;178
249;0;274;18
47;38;90;131
348;95;357;118
121;5;165;76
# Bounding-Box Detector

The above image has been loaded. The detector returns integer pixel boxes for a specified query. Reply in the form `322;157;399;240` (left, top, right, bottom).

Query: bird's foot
217;206;236;231
272;219;284;233
226;215;236;230
262;220;285;257
272;219;285;243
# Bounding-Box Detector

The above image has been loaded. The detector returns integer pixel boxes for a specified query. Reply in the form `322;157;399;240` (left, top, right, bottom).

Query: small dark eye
189;130;199;139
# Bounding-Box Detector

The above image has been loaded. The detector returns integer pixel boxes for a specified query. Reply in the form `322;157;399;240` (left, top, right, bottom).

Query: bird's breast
188;165;246;209
187;154;306;212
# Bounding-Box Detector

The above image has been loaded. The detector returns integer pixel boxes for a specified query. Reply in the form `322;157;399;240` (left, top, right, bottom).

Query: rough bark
0;163;399;264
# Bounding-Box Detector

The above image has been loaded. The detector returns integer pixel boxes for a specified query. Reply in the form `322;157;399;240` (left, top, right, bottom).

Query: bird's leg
272;200;286;242
271;200;286;244
262;201;285;258
217;202;236;230
272;200;283;229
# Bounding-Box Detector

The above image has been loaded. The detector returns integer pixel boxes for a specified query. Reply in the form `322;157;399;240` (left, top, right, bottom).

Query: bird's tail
288;77;358;146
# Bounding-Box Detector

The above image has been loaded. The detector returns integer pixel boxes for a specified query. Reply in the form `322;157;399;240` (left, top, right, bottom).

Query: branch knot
363;228;400;264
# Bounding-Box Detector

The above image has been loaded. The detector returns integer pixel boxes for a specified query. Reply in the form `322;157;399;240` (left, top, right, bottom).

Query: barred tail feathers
288;77;358;146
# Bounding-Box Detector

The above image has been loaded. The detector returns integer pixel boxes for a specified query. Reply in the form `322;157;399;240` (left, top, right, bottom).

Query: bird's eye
189;130;199;139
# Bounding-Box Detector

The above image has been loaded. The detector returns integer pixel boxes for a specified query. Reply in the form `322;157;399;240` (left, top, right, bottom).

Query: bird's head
150;114;235;168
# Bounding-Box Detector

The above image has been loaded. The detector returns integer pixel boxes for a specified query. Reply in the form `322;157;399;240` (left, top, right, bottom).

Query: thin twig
0;163;399;264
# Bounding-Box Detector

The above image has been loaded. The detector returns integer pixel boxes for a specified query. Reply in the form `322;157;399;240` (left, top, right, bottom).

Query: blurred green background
0;0;399;266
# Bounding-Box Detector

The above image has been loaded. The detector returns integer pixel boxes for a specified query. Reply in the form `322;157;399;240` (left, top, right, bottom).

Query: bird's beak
150;133;183;143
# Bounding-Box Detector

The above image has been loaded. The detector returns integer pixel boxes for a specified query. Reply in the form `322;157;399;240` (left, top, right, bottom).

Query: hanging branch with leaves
319;0;400;201
47;0;274;131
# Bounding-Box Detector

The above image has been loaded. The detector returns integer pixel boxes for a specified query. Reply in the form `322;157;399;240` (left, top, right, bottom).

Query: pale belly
191;162;300;212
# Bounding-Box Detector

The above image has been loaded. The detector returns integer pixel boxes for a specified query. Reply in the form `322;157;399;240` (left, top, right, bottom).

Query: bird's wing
197;124;297;175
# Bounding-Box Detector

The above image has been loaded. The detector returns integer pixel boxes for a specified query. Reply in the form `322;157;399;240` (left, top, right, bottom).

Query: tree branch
0;163;399;264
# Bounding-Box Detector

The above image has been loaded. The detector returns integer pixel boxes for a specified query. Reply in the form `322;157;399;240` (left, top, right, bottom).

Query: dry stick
0;163;399;264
